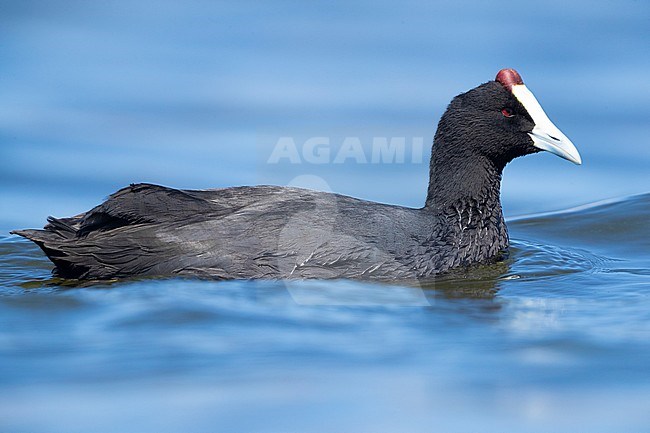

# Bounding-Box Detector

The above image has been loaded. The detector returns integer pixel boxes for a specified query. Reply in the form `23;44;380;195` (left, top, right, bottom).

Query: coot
13;69;581;280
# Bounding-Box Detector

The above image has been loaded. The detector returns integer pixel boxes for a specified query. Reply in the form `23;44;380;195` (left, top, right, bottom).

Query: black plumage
12;70;580;281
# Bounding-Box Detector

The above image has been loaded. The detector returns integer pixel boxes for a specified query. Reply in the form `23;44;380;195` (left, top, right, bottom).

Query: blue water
1;1;650;432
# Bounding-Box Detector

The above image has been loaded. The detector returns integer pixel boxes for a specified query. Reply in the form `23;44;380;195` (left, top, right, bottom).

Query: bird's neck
425;148;504;212
422;148;509;270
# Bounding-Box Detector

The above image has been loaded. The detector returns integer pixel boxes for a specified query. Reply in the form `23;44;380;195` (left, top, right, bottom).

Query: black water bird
13;69;581;280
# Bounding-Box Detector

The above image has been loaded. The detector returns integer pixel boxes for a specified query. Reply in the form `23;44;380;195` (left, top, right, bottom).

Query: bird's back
13;183;444;280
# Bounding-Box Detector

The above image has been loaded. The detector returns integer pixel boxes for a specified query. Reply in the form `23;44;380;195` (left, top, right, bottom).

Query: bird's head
434;68;581;170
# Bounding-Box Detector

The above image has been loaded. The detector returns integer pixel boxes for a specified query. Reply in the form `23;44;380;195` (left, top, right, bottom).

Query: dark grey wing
76;183;224;235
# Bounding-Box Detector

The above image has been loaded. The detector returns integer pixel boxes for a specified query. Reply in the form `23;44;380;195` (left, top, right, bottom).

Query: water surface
2;194;649;432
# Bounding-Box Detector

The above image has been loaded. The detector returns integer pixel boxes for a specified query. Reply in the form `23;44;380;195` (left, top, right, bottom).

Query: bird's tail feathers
11;217;89;278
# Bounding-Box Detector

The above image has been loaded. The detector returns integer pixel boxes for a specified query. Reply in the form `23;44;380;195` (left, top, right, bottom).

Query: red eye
501;107;515;118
